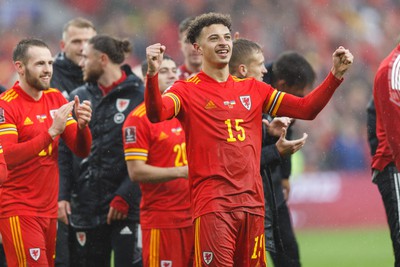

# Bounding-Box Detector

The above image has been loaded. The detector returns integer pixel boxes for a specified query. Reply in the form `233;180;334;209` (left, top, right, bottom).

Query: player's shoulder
129;102;147;118
0;88;19;104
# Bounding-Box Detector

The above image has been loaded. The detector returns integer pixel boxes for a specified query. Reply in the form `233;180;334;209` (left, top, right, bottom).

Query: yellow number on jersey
225;119;245;142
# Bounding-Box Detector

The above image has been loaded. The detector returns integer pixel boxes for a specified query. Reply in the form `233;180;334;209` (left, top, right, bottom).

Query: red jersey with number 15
159;71;341;219
123;103;191;229
0;82;91;218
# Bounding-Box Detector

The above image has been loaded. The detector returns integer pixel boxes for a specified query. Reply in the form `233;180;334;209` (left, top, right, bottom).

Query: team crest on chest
203;251;213;265
116;99;130;112
76;232;86;246
240;95;251;110
29;248;40;261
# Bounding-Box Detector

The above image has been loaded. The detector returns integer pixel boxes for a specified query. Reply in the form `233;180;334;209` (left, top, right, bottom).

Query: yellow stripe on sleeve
265;90;278;113
271;92;286;117
164;93;181;117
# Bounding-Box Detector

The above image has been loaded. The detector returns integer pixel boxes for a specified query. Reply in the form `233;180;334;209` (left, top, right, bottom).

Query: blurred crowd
1;0;398;172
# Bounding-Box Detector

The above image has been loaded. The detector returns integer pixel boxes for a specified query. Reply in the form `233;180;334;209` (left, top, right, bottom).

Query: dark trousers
55;222;70;267
374;163;400;267
266;202;300;267
56;221;142;267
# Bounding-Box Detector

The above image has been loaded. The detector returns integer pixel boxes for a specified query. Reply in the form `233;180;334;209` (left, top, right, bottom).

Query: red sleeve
1;130;53;169
374;59;400;169
61;122;92;158
145;74;176;122
273;72;342;119
0;144;7;184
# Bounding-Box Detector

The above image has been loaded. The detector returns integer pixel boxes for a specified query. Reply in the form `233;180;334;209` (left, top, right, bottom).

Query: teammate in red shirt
371;41;400;265
0;38;92;267
0;144;6;183
123;55;193;266
145;13;353;267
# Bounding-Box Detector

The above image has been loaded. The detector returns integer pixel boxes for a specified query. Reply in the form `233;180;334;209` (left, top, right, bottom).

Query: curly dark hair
186;12;232;44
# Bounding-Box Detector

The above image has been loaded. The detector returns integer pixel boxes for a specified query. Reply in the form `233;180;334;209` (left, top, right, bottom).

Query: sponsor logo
204;100;217;110
116;99;130;112
158;131;169;141
76;232;86;246
161;260;172;267
24;117;34;125
240;95;251;110
203;251;213;265
29;248;40;261
114;112;125;124
120;226;133;235
124;126;137;143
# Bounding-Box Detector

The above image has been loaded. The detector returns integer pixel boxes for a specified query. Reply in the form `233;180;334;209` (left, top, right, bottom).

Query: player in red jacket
144;12;353;267
0;38;92;267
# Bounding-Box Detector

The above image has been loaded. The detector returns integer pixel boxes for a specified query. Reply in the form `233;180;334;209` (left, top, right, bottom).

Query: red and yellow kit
123;103;191;229
0;82;91;218
146;71;342;219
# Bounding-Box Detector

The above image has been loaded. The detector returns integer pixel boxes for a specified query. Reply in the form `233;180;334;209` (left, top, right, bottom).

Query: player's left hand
263;117;291;137
331;46;353;80
74;95;92;129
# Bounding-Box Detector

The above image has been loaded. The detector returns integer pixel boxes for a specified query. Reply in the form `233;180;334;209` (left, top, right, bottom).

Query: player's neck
202;63;229;82
18;80;43;101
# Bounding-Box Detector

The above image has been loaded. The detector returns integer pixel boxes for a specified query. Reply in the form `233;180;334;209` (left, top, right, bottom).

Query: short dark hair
272;51;316;88
13;38;49;63
141;54;174;77
89;35;131;64
229;38;262;76
63;17;96;39
187;12;232;44
179;17;195;38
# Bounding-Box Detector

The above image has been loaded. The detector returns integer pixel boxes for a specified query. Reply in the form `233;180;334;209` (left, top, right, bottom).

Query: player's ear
14;61;24;75
238;64;247;77
193;43;202;55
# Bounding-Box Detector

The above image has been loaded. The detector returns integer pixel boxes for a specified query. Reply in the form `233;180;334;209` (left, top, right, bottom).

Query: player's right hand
276;128;308;156
146;43;166;77
58;200;71;225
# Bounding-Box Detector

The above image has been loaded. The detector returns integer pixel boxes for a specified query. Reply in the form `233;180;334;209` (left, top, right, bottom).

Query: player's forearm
127;161;187;183
62;125;92;158
278;72;342;120
2;131;53;168
145;73;163;122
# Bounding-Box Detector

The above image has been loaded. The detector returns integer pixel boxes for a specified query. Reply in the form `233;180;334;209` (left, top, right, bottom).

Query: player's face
196;24;232;68
79;43;104;83
21;46;53;91
246;51;267;81
179;30;202;68
158;59;178;93
61;26;96;66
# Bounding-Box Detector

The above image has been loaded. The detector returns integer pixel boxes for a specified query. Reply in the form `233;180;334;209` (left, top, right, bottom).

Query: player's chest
149;119;185;146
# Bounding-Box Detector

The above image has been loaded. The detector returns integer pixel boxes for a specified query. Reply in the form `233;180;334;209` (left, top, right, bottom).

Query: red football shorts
0;216;57;267
194;211;266;267
142;226;194;267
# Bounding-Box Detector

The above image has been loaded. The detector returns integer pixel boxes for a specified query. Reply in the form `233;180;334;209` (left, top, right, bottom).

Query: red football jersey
123;103;191;229
150;71;341;219
0;144;6;183
372;44;400;171
0;82;91;218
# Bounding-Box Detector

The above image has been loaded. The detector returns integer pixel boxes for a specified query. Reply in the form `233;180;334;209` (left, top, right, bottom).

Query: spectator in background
370;40;400;266
52;17;97;97
58;35;144;267
0;38;92;267
230;39;312;267
123;55;193;266
51;17;97;267
145;12;353;266
177;17;202;80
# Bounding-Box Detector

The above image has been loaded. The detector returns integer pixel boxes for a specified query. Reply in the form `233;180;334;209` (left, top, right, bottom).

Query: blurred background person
51;17;97;267
58;35;143;267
